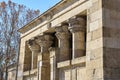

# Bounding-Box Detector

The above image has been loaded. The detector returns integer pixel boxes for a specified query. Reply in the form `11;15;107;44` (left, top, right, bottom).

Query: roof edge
18;0;66;33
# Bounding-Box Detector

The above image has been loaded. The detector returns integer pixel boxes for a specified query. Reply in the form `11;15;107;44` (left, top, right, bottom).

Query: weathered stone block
87;58;103;69
92;28;102;40
87;38;103;51
71;56;86;65
57;60;71;68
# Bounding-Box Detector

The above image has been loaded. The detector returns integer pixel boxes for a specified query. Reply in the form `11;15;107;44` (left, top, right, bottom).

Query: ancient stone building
17;0;120;80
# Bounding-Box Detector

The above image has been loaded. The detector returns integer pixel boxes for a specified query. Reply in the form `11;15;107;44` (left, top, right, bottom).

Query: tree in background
0;1;40;80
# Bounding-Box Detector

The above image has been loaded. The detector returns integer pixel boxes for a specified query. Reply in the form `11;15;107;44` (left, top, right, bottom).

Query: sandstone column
69;16;86;59
27;39;40;69
35;34;53;80
55;24;70;62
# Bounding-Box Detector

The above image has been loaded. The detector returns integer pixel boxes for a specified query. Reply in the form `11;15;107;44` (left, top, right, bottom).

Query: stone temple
17;0;120;80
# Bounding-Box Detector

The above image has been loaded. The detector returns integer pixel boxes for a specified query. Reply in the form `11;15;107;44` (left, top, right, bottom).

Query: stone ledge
57;56;86;68
71;56;86;65
23;69;37;76
57;60;71;68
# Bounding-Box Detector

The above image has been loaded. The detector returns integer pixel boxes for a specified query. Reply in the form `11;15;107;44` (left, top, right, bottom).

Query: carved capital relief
68;16;86;33
55;24;70;40
27;39;40;52
35;34;53;53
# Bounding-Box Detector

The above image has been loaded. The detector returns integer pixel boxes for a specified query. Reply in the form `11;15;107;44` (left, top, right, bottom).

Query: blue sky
0;0;61;13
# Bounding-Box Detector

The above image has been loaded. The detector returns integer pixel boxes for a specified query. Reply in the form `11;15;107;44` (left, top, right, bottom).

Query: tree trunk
5;65;8;80
0;69;3;80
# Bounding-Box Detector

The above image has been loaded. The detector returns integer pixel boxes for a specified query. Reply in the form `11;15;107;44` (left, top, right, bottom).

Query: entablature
18;0;90;39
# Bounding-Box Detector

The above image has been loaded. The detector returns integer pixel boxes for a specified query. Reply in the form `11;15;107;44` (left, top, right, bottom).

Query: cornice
18;0;89;38
18;0;67;33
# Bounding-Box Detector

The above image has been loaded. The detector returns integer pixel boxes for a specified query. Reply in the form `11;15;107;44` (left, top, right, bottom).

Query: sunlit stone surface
15;0;120;80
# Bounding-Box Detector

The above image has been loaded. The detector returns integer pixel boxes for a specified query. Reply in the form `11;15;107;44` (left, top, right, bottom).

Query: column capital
55;24;70;40
35;35;53;47
68;16;86;33
27;39;40;52
35;34;53;53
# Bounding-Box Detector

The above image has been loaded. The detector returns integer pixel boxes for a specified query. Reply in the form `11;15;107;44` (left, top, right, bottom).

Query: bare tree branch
0;1;40;80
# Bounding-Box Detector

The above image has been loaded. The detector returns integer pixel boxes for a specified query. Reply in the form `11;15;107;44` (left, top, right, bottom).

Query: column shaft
39;59;50;80
58;33;69;61
50;48;59;80
27;39;40;69
32;51;39;69
72;31;85;58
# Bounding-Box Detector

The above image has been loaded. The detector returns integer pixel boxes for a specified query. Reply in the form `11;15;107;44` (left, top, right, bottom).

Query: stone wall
86;0;103;80
103;0;120;79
